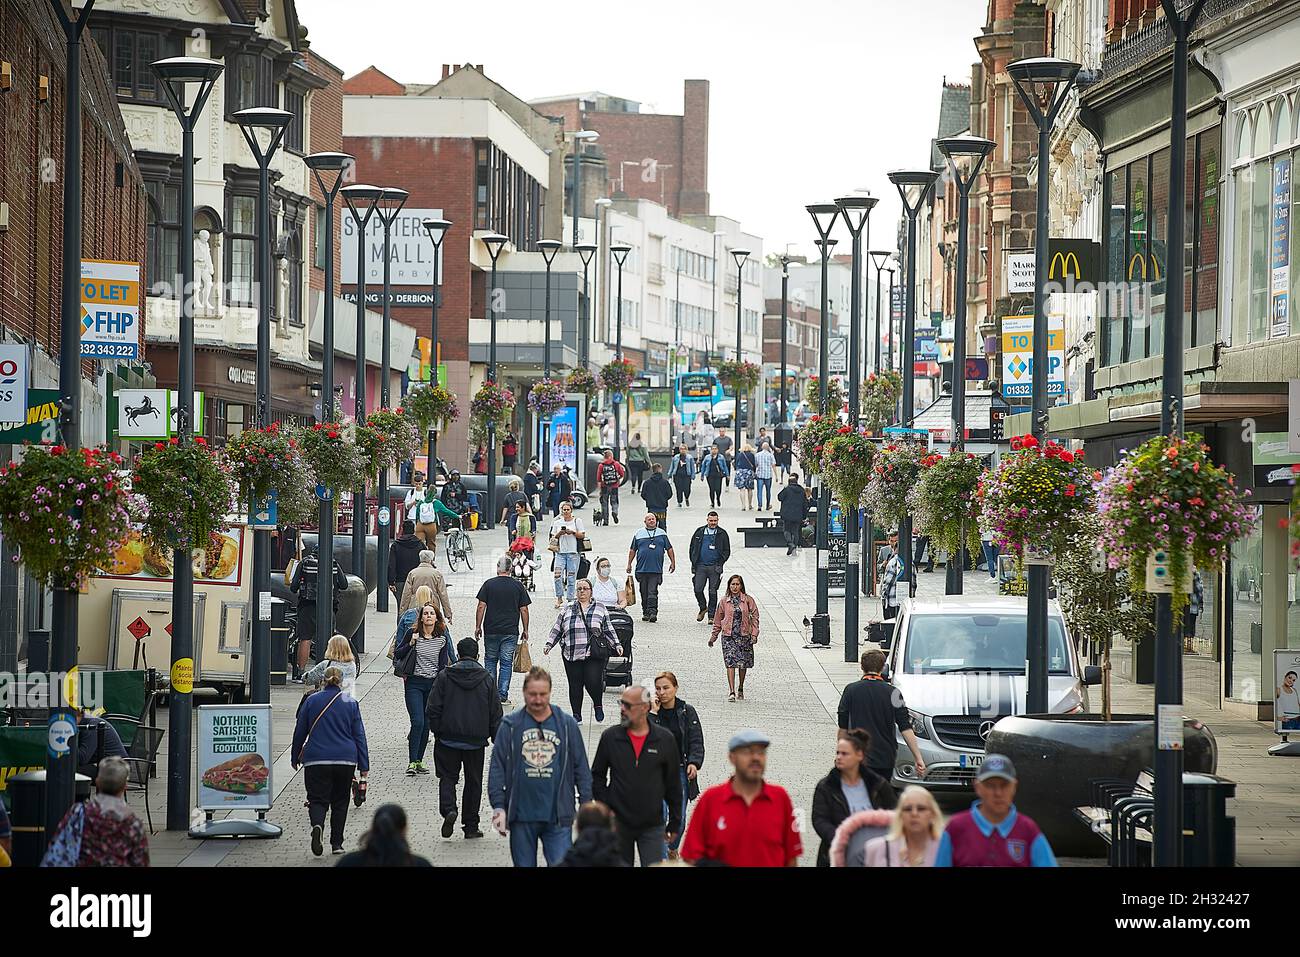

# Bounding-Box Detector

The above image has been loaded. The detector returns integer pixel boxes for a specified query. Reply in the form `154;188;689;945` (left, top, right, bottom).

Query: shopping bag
624;575;638;607
512;639;533;674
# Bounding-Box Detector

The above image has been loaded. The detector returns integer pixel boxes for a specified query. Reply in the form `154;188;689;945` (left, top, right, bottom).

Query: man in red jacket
595;449;627;526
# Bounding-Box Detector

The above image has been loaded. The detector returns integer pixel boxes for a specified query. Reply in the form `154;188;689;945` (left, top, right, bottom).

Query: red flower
1059;451;1074;464
1020;435;1039;449
1280;517;1291;530
168;437;179;446
154;442;166;450
1010;437;1022;451
195;437;207;446
1064;484;1076;497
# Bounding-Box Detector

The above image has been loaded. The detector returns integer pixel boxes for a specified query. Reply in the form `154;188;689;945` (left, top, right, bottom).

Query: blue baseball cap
976;753;1017;783
728;728;771;751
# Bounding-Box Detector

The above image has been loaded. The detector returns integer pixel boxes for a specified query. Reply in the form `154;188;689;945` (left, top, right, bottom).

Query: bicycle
443;512;474;572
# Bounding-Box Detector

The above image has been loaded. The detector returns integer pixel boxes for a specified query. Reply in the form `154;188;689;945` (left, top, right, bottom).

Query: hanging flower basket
823;430;876;507
910;450;985;559
528;379;568;418
356;408;421;480
805;375;845;415
861;370;902;435
795;415;840;475
224;422;318;526
599;358;638;394
1098;432;1255;622
470;381;515;433
865;441;930;530
0;444;131;588
566;367;598;400
978;434;1096;566
132;437;236;551
296;421;364;495
404;384;460;431
718;359;762;395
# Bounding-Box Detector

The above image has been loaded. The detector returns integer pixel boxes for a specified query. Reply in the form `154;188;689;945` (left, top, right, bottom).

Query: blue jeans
553;551;580;600
483;634;518;700
395;608;417;646
404;675;434;763
663;766;690;851
509;820;572;867
982;541;1000;579
756;476;772;510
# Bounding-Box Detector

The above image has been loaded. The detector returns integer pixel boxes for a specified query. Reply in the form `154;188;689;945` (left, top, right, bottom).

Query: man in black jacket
777;473;810;555
388;519;425;605
688;511;731;622
289;545;351;674
590;683;683;866
639;463;673;530
426;638;504;839
836;649;927;783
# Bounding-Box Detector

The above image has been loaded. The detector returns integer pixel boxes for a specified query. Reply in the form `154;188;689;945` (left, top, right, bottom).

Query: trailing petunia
865;441;930;530
132;439;236;551
356;407;420;480
527;378;568;418
910;450;986;559
403;384;460;431
822;431;876;508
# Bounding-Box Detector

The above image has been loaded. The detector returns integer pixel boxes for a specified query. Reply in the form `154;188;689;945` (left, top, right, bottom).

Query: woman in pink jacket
709;574;760;702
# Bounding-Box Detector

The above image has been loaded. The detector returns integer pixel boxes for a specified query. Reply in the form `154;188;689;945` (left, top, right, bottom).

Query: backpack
600;462;621;487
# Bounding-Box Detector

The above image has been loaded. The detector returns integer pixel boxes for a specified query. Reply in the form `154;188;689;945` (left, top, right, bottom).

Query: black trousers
433;741;485;829
706;474;724;506
563;655;606;717
693;565;723;615
599;486;620;522
783;520;801;549
629;462;646;491
674;477;691;505
304;764;354;849
617;822;667;867
637;572;664;617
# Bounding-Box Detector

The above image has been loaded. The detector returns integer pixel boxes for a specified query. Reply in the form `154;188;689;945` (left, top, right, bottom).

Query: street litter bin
1183;772;1236;867
9;769;92;866
810;613;830;646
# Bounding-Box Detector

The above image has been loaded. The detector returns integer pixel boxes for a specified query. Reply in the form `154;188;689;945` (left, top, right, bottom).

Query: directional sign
827;336;849;374
251;491;278;529
127;616;151;642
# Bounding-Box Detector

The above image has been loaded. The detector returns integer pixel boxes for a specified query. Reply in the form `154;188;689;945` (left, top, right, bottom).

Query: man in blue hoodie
488;666;592;867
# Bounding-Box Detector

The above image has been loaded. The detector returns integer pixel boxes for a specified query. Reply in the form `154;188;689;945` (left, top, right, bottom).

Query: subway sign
80;259;141;360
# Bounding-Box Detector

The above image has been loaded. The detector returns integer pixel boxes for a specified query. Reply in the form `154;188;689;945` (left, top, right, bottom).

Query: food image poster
197;704;273;810
98;526;245;586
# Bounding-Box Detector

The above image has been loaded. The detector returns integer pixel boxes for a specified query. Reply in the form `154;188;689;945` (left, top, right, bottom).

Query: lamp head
481;232;509;261
376;187;410;222
869;250;893;269
610;242;632;267
731;248;752;271
537;239;562;266
887;170;940;216
234;107;293;130
304;151;355;172
1007;56;1081;115
422;218;452;245
834;194;878;235
806;203;840;241
340;184;385;221
572;129;600;141
576;242;598;266
937;135;996;161
151;56;224;85
594;197;614;209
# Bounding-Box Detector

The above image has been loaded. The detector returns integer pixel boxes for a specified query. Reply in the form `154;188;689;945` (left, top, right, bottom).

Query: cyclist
441;469;472;521
595;449;627;526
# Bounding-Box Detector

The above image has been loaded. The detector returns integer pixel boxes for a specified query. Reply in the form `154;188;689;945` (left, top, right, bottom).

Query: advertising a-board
197;704;273;810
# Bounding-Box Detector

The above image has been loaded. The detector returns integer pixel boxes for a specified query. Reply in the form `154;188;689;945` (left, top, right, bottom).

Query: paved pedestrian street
135;486;1296;867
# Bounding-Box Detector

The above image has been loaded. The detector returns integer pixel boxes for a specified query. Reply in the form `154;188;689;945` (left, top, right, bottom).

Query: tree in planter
978;435;1095;566
864;441;929;531
132;437;237;555
860;370;902;435
0;444;131;587
909;450;985;561
356;407;420;481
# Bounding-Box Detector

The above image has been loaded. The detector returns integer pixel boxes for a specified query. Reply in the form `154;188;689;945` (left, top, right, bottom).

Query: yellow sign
1049;252;1081;280
1128;252;1161;281
171;658;194;694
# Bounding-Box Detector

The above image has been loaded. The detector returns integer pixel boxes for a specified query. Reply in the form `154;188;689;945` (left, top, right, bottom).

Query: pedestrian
291;668;369;857
303;634;360;700
544;578;623;722
545;463;573;516
649;671;705;861
837;649;927;782
472;443;487;475
41;756;149;867
775;436;794;482
1184;567;1204;648
754;442;776;511
681;422;698;460
680;728;801;867
699;443;729;507
488;666;593;867
667;447;695;508
934;754;1058;867
640;463;674;530
426;637;503;840
556;800;627;867
595;447;627;525
879;532;905;620
514;499;535;550
404;471;440;548
811;728;898;867
626;512;676;624
696;413;716;464
388;520;426;618
709;573;759;702
591;684;683;866
398;549;454;628
586;416;601;452
914;522;934;574
523;461;544;516
502;431;518;472
396;602;452;775
335;804;432;867
980;527;999;580
733;444;757;510
440;469;472;517
548;499;586;607
627;433;651;492
393;584;433;656
475;555;533;704
75;706;128;780
501;477;529;540
861;785;944;867
601;415;616;449
777;472;809;556
689;510;730;623
289;544;350;675
713;426;733;474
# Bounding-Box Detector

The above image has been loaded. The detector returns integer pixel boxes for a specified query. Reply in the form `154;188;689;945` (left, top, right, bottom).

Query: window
1195;135;1220;346
284;89;305;153
227;195;257;306
145;177;180;299
744;308;760;335
284;208;305;326
472;140;543;247
91;26;179;102
227;52;274;115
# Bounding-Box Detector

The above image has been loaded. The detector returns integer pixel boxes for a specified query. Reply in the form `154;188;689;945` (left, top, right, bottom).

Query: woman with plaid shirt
544;579;623;723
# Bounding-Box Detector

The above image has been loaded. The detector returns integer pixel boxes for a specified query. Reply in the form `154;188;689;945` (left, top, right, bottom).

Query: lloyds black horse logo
124;394;161;428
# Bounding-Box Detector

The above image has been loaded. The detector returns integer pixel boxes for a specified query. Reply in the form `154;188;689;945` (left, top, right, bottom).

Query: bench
1073;769;1155;866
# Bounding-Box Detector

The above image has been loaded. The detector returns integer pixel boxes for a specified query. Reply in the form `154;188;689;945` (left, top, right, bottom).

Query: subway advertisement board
196;703;273;811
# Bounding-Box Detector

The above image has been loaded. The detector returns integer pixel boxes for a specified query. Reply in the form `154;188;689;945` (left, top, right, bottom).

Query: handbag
512;638;533;673
579;535;592;552
352;774;367;807
393;635;420;678
40;802;85;867
624;574;638;607
547;535;561;553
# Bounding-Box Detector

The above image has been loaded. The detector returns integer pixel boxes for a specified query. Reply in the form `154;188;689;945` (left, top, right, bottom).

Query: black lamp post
44;0;97;842
869;251;892;374
481;232;509;529
340;183;384;650
538;239;562;473
886;264;897;375
806;203;840;630
835;194;877;664
888;170;940;590
937;135;995;597
730;247;751;436
152;54;223;831
576;242;597;371
570;130;600;248
1008;56;1080;720
234;107;292;704
373;186;409;615
421;217;452;479
610;242;632;462
779;255;791;426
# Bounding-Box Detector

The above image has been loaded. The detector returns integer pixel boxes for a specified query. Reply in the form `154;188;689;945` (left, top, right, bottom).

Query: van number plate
958;753;984;769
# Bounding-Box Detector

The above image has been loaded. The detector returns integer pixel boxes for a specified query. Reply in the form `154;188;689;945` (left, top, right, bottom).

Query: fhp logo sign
0;343;29;424
81;259;140;360
1000;314;1065;399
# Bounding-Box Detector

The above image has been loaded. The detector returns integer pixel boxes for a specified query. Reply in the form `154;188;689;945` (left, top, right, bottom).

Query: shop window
1275;97;1293;149
1228;507;1263;702
1149;147;1170;357
285;90;305;153
1249;160;1271;341
1195;136;1219;346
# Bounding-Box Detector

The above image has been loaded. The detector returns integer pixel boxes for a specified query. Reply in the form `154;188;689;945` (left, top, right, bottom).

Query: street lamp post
421;218;452;479
779;255;791;426
610;242;632;462
888;170;940;590
152;55;223;831
1008;56;1080;720
538;239;562;474
235;107;292;704
806;204;840;632
886;265;897;375
938;136;996;597
570;130;600;248
869;251;892;374
730;247;751;437
305;151;355;660
373;187;409;615
594;198;614;362
340;184;384;651
481;232;509;530
835;195;877;664
576;242;597;371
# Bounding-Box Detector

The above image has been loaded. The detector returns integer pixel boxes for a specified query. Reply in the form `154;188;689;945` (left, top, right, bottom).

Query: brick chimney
679;79;710;216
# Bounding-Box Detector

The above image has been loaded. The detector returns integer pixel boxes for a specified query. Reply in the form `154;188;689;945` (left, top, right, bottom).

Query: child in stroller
508;535;537;591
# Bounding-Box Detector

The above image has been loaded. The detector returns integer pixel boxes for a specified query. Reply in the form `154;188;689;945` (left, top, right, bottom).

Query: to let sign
80;260;140;360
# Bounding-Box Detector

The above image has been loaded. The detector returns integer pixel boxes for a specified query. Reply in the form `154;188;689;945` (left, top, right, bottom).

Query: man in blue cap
933;754;1057;867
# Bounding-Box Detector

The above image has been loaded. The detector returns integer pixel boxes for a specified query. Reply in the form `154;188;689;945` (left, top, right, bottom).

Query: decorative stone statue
277;252;290;324
194;228;215;313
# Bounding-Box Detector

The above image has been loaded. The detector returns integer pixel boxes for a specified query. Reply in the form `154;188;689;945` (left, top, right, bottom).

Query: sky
298;0;986;261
